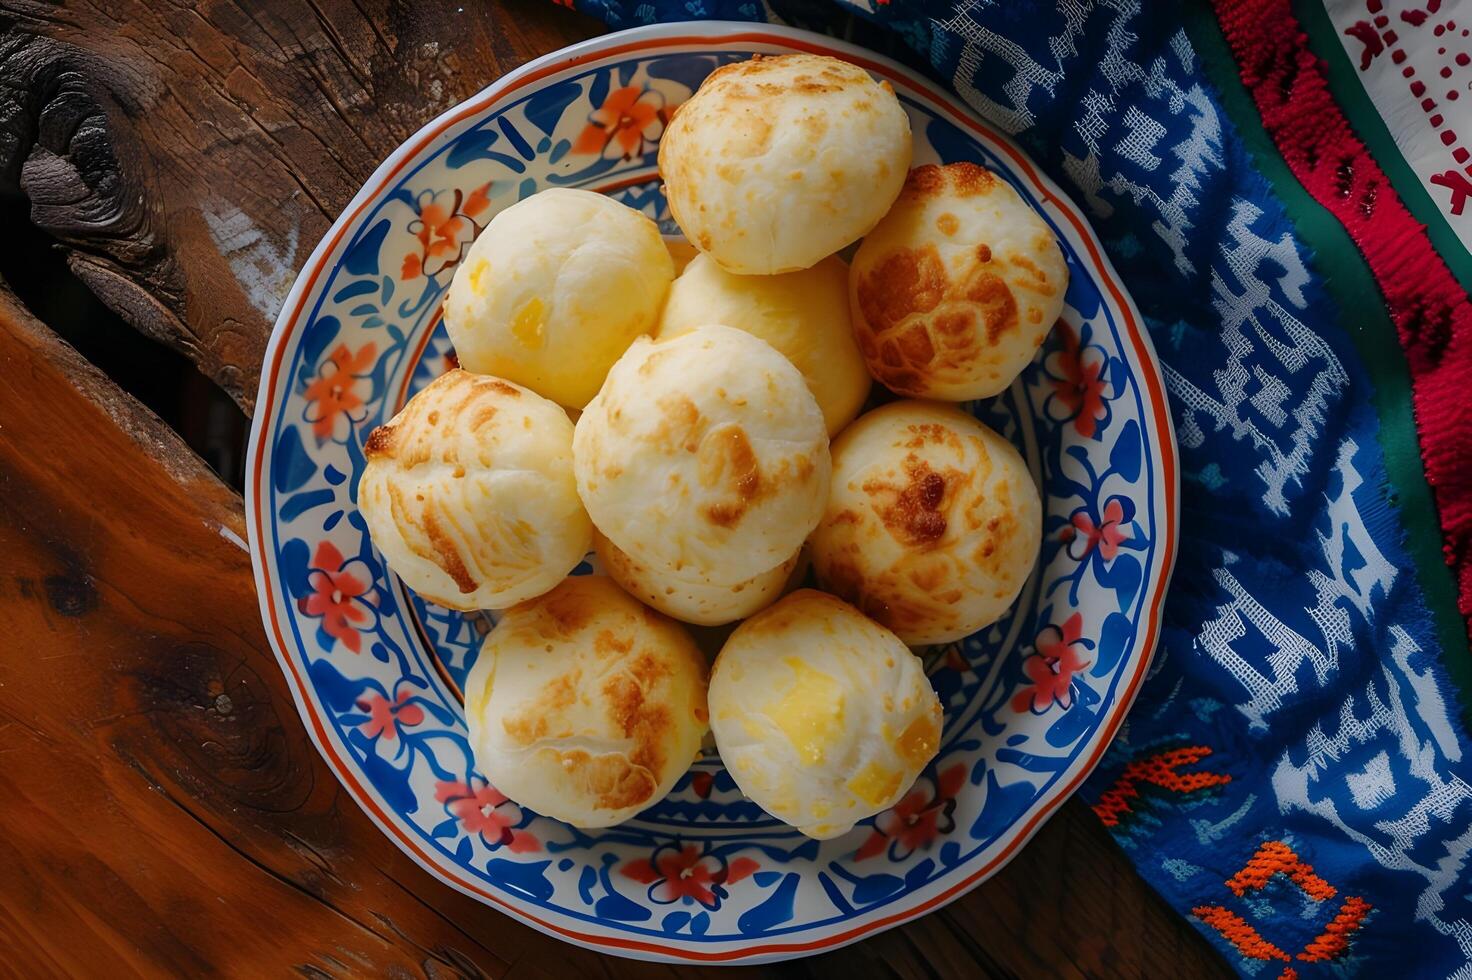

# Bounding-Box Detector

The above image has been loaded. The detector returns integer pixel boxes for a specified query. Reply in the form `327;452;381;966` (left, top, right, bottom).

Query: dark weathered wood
1;282;509;976
0;0;603;410
0;0;1231;974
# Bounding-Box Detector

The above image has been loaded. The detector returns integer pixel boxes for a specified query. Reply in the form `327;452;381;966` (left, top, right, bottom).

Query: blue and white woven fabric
571;0;1472;973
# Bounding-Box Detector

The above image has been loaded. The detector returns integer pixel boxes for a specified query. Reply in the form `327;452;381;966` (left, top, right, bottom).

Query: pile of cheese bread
358;53;1065;837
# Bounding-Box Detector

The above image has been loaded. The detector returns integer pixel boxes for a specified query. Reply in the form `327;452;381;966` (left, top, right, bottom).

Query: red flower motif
573;86;669;160
1060;497;1131;561
1049;321;1108;438
435;779;539;852
622;844;758;910
357;689;425;740
401;184;490;280
296;541;375;653
303;342;377;441
856;763;966;861
690;770;715;799
1011;612;1091;714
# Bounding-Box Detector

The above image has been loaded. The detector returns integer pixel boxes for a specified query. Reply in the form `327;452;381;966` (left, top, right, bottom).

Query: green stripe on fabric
1180;3;1472;715
1295;0;1472;298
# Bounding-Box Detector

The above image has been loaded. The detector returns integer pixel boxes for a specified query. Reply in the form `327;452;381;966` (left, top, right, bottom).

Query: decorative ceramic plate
246;22;1178;964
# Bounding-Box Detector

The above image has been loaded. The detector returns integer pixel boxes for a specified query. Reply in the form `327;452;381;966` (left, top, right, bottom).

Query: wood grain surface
0;0;596;410
0;1;1230;975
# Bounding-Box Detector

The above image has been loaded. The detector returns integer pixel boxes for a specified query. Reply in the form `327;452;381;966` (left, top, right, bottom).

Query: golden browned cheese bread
573;325;830;586
808;400;1041;645
659;54;911;274
850;163;1067;400
357;370;591;610
658;253;870;437
464;576;709;827
708;589;942;838
594;530;799;626
444;188;673;409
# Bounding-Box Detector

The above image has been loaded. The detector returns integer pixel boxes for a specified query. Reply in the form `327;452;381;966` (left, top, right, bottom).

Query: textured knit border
1213;0;1472;642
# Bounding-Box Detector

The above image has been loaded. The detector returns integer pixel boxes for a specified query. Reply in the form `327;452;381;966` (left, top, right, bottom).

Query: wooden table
0;2;1229;975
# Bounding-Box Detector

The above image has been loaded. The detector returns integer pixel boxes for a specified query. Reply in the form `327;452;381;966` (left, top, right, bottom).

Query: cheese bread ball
444;188;673;408
359;370;591;611
659;54;911;274
709;590;942;838
850;163;1067;400
809;400;1040;645
464;576;709;827
658;253;870;436
574;325;830;584
595;530;799;626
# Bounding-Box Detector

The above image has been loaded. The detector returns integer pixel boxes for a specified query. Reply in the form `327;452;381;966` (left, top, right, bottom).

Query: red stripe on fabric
1213;0;1472;641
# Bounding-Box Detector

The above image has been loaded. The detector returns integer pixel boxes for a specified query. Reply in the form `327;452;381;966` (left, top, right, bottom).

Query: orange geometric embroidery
1226;840;1336;901
1091;746;1232;827
1193;840;1372;979
1190;905;1290;962
1299;896;1373;962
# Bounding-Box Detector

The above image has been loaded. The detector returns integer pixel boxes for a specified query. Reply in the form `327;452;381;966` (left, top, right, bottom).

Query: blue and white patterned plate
245;23;1178;964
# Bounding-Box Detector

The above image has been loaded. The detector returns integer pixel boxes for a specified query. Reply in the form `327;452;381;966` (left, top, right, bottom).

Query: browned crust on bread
502;670;581;745
479;377;520;397
854;243;1019;396
902;162;997;201
697;425;762;528
364;423;396;458
554;749;659;814
420;504;476;594
861;455;950;548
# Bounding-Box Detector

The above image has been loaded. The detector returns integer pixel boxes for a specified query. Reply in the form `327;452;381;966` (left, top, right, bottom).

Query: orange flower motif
573;85;669;161
621;843;758;910
1049;320;1110;438
463;183;490;218
296;540;375;653
357;689;425;740
401;184;490;280
434;779;540;852
304;342;377;441
1061;497;1131;562
1011;612;1091;713
855;763;966;861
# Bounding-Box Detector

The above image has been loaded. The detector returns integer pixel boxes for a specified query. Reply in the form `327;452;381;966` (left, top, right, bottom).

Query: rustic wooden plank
0;283;703;978
0;0;603;410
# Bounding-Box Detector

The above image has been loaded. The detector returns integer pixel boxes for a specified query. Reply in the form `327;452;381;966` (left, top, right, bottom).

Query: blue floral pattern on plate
246;24;1177;963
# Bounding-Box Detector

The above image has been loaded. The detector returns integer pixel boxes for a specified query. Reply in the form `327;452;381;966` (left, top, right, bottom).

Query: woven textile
570;1;1472;973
